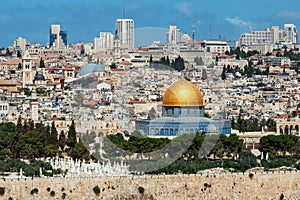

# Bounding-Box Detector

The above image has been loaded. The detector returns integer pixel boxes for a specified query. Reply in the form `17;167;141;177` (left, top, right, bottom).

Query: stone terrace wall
0;171;300;199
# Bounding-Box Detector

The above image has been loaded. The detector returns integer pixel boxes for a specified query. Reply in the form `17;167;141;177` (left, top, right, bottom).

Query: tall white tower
115;18;134;49
167;25;181;45
22;52;33;87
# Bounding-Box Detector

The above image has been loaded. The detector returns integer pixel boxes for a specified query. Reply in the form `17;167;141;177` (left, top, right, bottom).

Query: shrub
295;163;300;170
0;187;5;196
62;192;67;199
280;193;284;200
8;197;13;200
61;187;65;191
93;185;100;196
47;187;51;192
50;191;55;197
261;157;297;169
138;186;145;194
30;188;39;195
249;173;254;180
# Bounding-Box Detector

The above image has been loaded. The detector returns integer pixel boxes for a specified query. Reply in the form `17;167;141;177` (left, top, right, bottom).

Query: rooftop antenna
123;0;126;18
209;23;212;40
192;20;195;41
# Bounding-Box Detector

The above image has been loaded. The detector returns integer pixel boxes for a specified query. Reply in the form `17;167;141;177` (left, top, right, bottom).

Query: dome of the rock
162;80;204;107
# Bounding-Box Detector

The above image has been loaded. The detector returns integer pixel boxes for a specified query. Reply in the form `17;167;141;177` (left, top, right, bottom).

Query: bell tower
22;51;33;87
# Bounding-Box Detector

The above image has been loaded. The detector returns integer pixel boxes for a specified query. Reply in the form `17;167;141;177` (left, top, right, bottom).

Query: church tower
22;52;33;87
114;30;121;57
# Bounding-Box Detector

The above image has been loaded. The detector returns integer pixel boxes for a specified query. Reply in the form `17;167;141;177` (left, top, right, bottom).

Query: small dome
80;64;105;76
34;72;45;81
162;80;204;107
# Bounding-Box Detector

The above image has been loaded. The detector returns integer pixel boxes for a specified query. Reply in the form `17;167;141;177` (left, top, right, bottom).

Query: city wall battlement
0;171;300;199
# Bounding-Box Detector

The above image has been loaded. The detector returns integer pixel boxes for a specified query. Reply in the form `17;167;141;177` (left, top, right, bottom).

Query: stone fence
0;170;300;199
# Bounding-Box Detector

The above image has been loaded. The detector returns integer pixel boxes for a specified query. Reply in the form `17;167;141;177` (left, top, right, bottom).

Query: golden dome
162;80;204;107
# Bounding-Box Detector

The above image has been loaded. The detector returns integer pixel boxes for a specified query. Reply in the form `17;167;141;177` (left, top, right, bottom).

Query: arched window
285;125;289;135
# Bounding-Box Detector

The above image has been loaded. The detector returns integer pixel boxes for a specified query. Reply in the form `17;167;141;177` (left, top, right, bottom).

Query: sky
1;0;300;47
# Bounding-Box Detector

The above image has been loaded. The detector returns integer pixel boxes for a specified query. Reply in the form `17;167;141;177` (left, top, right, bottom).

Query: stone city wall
0;171;300;200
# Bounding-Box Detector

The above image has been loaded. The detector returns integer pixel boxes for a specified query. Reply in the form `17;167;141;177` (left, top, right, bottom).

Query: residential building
239;24;298;46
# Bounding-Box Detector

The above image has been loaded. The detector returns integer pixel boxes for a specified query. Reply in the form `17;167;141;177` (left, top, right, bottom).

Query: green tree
221;66;226;80
172;55;185;71
17;50;22;58
39;58;45;68
66;120;77;148
17;63;22;70
49;121;58;147
109;62;117;69
68;141;90;160
58;131;67;151
166;56;170;66
45;125;51;146
16;116;22;134
17;131;44;159
28;119;35;131
44;144;59;157
35;123;46;145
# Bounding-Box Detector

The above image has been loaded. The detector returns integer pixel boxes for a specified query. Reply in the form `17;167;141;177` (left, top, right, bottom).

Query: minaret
30;101;39;122
22;51;33;87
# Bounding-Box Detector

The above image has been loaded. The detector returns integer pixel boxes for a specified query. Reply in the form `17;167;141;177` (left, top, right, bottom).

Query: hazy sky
1;0;300;47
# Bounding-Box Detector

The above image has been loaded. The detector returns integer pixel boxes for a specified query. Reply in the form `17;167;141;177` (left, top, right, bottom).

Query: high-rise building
115;18;134;49
49;24;68;49
167;25;181;45
284;24;297;43
94;32;114;53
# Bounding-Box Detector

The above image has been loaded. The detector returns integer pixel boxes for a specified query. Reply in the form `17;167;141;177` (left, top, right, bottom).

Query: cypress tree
21;119;28;134
16;115;22;134
45;125;51;145
36;123;46;144
58;130;67;151
39;58;45;68
221;66;227;80
67;120;77;148
50;121;58;147
28;119;35;131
